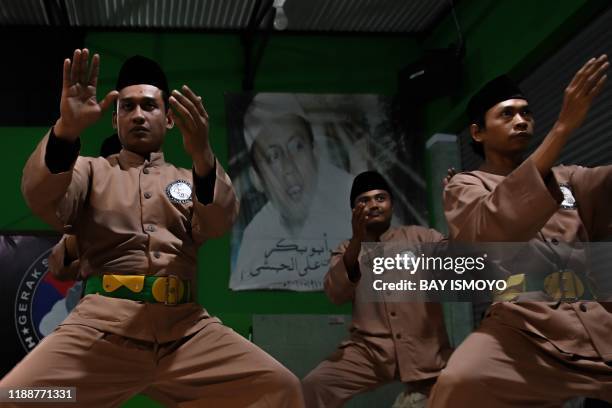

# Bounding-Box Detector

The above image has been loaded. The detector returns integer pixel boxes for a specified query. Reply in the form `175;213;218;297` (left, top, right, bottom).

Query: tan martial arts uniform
428;158;612;407
303;226;452;408
0;130;304;408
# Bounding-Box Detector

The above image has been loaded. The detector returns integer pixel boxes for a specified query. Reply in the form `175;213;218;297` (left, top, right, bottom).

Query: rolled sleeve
191;159;239;243
570;165;612;240
444;158;562;242
324;241;359;305
22;129;88;230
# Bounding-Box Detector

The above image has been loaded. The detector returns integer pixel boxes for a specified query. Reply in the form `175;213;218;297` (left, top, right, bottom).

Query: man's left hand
170;85;215;177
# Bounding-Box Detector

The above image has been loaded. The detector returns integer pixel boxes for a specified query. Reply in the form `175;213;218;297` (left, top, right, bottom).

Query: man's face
354;189;393;230
473;99;534;157
113;84;172;156
252;115;318;227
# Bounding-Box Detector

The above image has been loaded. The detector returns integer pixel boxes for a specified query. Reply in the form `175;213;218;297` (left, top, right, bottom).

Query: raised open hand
557;54;609;133
54;49;119;141
170;85;215;176
351;203;369;244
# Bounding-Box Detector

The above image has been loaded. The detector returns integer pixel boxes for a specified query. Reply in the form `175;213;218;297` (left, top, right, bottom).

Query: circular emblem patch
559;184;577;210
166;180;193;203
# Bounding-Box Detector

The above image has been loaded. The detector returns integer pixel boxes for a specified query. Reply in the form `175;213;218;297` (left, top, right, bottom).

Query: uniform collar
118;148;165;168
379;227;395;242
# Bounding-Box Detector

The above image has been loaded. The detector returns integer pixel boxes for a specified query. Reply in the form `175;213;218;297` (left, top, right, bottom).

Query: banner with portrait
226;93;427;291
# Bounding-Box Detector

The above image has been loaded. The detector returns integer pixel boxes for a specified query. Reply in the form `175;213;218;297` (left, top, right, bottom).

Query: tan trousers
427;318;612;408
0;322;304;408
302;342;436;408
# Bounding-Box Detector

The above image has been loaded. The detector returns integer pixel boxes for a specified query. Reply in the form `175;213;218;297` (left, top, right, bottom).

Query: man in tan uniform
0;49;303;407
302;171;451;408
429;55;612;406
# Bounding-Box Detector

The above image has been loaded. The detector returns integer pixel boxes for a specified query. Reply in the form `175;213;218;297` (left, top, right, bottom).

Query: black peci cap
115;55;169;97
467;75;526;124
350;171;393;208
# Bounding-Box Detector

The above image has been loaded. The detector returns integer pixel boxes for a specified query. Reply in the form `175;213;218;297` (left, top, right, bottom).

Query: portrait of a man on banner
226;93;427;291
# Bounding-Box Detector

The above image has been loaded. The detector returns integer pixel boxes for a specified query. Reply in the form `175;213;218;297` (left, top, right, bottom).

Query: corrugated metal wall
0;0;451;33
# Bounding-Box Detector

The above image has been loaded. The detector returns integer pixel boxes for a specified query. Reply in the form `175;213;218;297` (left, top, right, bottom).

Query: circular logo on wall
13;249;81;353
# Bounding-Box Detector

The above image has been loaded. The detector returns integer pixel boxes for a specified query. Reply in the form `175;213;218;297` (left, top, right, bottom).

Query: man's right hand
532;55;608;178
350;202;368;244
54;49;119;142
343;203;368;282
557;54;608;133
442;167;457;188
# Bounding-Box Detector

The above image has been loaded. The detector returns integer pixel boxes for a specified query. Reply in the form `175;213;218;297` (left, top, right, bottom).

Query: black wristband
45;128;80;174
193;160;217;205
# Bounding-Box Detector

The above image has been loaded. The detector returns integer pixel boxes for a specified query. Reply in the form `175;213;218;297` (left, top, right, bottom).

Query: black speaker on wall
389;45;463;179
399;46;463;102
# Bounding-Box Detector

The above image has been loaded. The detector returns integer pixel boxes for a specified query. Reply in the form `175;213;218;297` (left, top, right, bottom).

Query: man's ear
470;123;484;143
166;109;175;130
112;111;117;130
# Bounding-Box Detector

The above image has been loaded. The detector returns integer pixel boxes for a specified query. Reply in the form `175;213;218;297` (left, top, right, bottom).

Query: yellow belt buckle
493;273;525;302
102;275;145;293
544;270;584;301
152;275;185;305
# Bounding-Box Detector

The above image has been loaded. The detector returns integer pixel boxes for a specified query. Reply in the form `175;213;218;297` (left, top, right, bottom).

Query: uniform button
144;192;152;199
390;311;396;317
395;333;402;339
146;225;156;232
551;238;559;245
143;168;150;174
579;303;588;312
153;251;161;259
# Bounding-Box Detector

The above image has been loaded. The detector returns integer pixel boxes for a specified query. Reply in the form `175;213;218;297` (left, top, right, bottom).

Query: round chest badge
559;184;577;210
166;180;193;203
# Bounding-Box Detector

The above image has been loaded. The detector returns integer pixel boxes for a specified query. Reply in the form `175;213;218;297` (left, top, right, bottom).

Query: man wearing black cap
429;55;612;406
2;49;303;407
302;171;451;408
